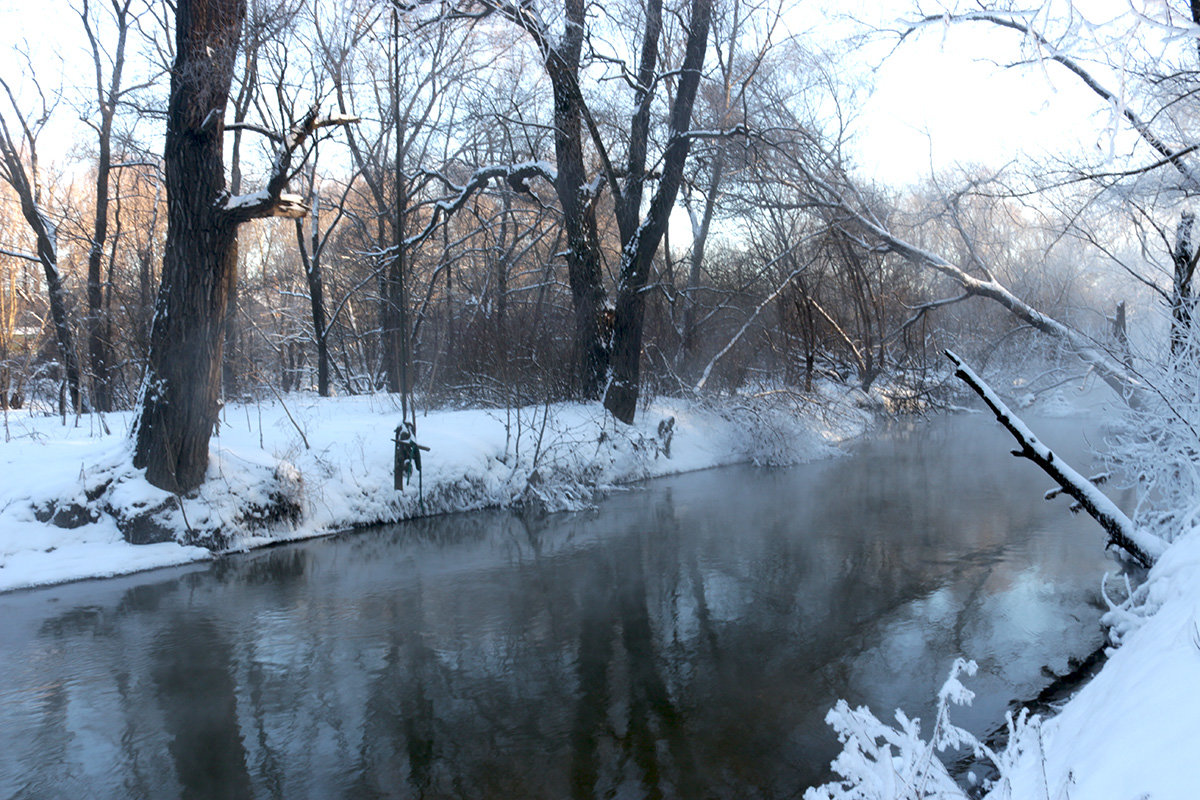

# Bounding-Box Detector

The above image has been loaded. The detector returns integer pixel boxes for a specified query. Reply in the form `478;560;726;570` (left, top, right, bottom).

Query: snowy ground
0;385;872;594
808;388;1200;799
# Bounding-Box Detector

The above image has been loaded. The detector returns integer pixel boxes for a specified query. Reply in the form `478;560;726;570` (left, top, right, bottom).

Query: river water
0;412;1123;799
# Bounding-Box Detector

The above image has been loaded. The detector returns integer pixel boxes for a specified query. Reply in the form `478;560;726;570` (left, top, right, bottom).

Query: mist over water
0;413;1120;798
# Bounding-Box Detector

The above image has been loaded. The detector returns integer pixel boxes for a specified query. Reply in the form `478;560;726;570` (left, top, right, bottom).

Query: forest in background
0;0;1192;473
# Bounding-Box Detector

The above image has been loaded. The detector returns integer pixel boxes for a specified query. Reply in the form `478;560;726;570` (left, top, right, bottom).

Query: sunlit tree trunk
0;109;85;413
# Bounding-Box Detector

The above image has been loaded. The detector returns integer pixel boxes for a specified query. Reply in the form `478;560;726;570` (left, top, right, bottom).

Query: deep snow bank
807;526;1200;799
0;387;872;593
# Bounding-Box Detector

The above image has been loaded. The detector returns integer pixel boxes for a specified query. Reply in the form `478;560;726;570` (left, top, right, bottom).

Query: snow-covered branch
903;11;1200;192
223;107;359;222
402;161;556;250
681;124;750;141
785;160;1145;404
224;121;284;142
945;349;1163;568
0;246;40;263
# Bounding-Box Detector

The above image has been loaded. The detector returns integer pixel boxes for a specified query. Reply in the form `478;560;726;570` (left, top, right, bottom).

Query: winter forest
5;0;1200;797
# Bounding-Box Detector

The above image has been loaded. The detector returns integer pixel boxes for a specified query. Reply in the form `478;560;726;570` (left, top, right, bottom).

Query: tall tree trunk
604;0;714;423
1171;210;1195;357
41;238;83;414
0;121;85;413
681;150;725;364
133;0;244;493
384;9;413;414
221;11;259;401
80;0;134;413
85;106;113;411
547;2;608;400
222;272;241;398
487;0;608;398
383;205;408;396
297;211;329;397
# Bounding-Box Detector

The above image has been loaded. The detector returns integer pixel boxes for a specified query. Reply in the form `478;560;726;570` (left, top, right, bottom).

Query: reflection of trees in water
348;581;439;798
152;616;254;799
1;418;1114;799
9;682;71;799
566;513;701;800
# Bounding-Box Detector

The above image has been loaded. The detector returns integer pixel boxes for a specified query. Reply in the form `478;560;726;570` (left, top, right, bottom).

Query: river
0;411;1124;798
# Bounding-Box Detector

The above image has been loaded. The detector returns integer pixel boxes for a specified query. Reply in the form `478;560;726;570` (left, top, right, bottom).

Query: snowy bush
1101;332;1200;547
806;659;1044;800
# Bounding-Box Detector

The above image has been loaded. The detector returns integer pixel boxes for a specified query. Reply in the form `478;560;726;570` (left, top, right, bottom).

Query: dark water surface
0;413;1122;799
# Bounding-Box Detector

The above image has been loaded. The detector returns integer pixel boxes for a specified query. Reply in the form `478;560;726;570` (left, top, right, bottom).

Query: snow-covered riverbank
808;394;1200;799
0;387;872;594
810;537;1200;800
10;383;1193;798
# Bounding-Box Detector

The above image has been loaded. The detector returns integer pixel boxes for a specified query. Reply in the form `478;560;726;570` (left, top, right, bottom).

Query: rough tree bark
603;0;714;423
131;0;245;493
539;0;608;398
133;0;351;493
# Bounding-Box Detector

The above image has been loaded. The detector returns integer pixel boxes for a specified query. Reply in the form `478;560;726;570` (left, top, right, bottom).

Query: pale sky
0;0;1167;189
834;0;1142;187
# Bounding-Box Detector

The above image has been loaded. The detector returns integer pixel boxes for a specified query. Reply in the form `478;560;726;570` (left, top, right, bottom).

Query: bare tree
132;0;353;493
78;0;160;411
0;75;85;412
904;3;1200;355
456;0;714;420
601;0;715;422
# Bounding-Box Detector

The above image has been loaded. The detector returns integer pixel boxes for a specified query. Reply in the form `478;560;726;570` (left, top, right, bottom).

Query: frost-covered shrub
806;659;1043;800
1103;343;1200;545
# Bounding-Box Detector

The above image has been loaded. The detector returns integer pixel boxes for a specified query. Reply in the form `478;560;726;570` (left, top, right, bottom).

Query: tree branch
905;11;1200;191
945;349;1162;568
223;106;359;222
0;246;40;263
401;161;556;250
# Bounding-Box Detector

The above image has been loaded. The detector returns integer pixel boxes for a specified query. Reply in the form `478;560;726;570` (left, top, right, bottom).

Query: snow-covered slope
0;388;870;593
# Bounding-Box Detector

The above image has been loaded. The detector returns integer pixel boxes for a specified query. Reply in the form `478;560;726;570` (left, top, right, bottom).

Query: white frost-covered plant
1104;316;1200;545
806;659;1041;800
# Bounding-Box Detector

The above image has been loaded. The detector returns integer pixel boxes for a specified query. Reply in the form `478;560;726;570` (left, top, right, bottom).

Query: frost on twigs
806;659;1039;800
1100;571;1157;647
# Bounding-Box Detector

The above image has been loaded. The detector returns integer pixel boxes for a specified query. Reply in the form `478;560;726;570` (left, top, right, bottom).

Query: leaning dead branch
945;349;1163;568
224;106;360;222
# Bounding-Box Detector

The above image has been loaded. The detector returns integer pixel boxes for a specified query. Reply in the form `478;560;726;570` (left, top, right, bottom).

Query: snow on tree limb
0;246;40;263
786;161;1145;404
223;107;360;222
903;11;1200;192
401;161;556;250
945;349;1163;568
